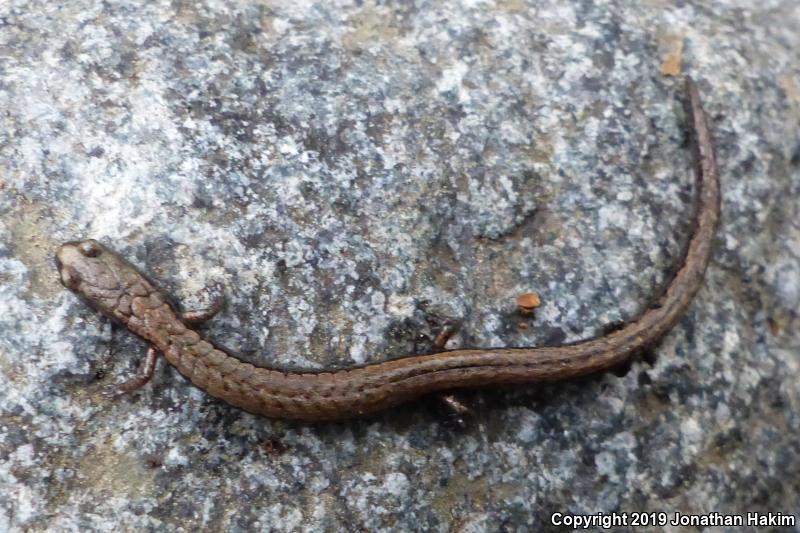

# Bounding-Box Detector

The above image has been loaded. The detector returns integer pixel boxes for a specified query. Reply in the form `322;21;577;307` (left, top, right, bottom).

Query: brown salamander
55;78;720;421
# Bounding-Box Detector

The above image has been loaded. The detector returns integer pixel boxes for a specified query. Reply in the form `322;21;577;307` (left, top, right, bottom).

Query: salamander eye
79;240;103;258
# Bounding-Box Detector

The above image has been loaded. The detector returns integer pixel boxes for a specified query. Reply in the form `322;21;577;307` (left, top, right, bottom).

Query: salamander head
55;239;153;320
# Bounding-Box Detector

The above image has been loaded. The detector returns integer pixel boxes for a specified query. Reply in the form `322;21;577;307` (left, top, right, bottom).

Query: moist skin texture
56;78;720;421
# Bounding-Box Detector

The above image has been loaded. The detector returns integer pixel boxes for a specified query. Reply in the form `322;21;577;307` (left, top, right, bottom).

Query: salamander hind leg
430;322;476;426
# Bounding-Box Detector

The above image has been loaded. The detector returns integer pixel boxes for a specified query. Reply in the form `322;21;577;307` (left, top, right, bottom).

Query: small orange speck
517;292;541;313
659;34;684;77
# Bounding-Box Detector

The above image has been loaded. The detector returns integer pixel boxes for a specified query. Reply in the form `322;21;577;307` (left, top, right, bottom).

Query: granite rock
1;1;799;531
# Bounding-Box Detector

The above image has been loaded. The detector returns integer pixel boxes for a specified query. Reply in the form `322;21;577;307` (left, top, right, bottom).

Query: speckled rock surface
1;1;799;531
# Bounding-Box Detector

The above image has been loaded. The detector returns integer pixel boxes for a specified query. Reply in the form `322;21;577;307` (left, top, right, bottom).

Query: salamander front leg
180;284;225;325
181;302;223;325
116;346;161;393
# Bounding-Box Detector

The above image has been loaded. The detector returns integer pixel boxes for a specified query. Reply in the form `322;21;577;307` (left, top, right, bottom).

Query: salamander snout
55;239;115;292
